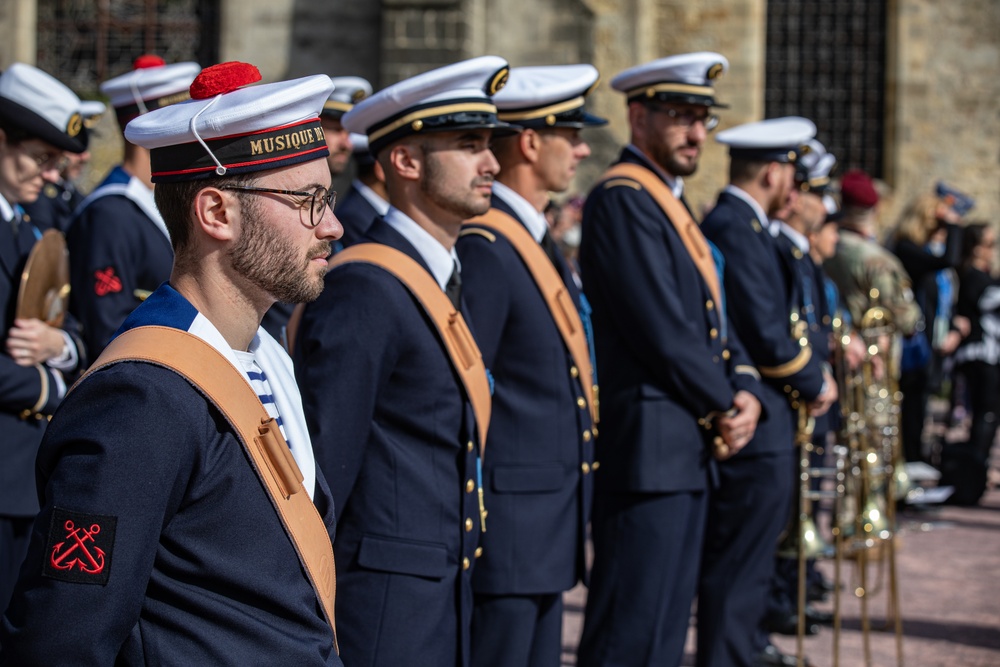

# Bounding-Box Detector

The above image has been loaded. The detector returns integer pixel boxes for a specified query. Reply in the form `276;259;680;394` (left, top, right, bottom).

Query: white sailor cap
0;63;86;153
342;55;519;155
795;139;837;193
77;100;108;150
349;132;369;153
350;132;376;168
611;52;729;108
101;55;200;122
323;77;374;119
715;117;816;163
125;61;333;183
80;100;107;124
493;64;608;129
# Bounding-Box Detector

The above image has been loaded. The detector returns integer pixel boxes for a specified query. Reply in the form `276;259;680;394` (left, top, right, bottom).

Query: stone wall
886;0;1000;229
1;0;995;226
0;0;36;69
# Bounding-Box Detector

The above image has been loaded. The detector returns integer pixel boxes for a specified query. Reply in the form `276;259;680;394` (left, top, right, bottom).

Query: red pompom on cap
190;62;262;100
133;54;166;70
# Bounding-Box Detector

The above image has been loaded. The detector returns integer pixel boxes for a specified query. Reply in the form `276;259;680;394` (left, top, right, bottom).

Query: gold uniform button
583;430;592;442
592;427;598;438
581;462;591;475
576;397;586;409
466;479;475;493
465;518;474;532
475;547;484;559
791;390;800;399
462;557;470;571
710;328;718;339
722;349;731;360
706;300;714;310
784;385;792;393
592;461;601;471
467;440;474;453
570;366;579;378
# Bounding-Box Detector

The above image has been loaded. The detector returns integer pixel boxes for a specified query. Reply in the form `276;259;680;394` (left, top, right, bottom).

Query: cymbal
16;229;70;327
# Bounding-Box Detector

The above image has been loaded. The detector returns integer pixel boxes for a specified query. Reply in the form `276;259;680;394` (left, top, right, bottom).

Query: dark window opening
36;0;219;97
765;0;888;179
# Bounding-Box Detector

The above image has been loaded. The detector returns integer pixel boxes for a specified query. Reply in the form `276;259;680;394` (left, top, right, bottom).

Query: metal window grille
36;0;219;96
765;0;888;179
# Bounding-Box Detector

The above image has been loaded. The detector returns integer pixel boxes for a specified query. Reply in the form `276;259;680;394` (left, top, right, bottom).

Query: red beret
840;169;879;209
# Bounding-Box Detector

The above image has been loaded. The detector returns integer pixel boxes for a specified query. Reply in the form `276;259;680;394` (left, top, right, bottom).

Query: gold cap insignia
351;89;367;103
487;67;509;96
707;63;724;80
66;113;83;137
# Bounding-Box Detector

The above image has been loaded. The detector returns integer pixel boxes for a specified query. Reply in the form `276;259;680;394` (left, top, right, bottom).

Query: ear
193;186;238;243
373;159;386;184
387;141;422;182
763;161;783;188
519;129;542;164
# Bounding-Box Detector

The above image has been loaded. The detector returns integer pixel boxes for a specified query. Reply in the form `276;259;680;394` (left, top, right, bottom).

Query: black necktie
445;261;462;310
540;229;561;269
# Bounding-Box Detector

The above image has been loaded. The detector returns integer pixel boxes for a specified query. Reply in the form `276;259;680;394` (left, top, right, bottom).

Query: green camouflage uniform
824;228;921;336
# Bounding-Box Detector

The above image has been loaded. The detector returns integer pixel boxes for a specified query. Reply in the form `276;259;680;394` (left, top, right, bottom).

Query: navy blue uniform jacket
1;215;82;518
334;185;380;248
295;219;483;667
701;191;825;454
21;181;82;233
457;195;593;595
775;230;834;434
0;289;341;666
67;167;173;357
579;150;763;492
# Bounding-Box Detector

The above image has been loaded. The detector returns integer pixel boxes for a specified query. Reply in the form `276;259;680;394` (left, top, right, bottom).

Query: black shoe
764;611;820;636
806;584;829;603
805;604;834;625
755;644;804;667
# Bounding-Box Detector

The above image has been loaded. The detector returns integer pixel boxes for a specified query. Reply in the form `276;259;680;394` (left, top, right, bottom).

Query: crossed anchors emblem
50;520;106;574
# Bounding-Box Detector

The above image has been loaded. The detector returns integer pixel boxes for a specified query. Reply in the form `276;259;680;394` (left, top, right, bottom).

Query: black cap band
150;118;329;183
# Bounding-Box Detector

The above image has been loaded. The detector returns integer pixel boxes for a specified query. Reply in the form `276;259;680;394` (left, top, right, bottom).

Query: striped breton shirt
232;350;290;446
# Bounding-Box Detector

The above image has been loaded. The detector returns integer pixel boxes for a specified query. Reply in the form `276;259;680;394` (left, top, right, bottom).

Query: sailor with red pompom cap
1;62;345;666
66;55;201;359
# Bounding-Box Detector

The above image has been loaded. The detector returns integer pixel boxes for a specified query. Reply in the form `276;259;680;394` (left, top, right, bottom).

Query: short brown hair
153;172;258;253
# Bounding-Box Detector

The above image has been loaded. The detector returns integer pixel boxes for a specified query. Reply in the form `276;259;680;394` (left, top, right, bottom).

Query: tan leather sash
329;245;491;454
599;163;722;310
82;326;338;648
464;209;598;425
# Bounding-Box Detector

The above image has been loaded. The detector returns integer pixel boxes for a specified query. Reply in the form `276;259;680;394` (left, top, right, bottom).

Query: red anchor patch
94;266;123;296
43;508;116;585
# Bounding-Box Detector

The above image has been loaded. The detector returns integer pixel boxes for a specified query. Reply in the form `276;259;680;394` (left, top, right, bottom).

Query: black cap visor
0;97;86;153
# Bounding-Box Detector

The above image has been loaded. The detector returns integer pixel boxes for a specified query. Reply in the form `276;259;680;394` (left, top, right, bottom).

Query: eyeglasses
648;105;720;132
19;147;69;173
220;185;336;227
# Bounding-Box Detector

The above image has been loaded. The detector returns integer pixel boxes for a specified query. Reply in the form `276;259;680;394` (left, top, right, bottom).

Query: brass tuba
829;292;905;667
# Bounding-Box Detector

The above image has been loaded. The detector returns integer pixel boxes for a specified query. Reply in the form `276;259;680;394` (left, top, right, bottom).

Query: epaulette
602;178;641;191
460;227;496;243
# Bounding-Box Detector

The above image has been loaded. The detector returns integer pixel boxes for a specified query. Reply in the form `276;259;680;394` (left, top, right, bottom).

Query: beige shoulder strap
84;326;338;648
464;209;598;425
329;244;491;454
600;163;722;310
